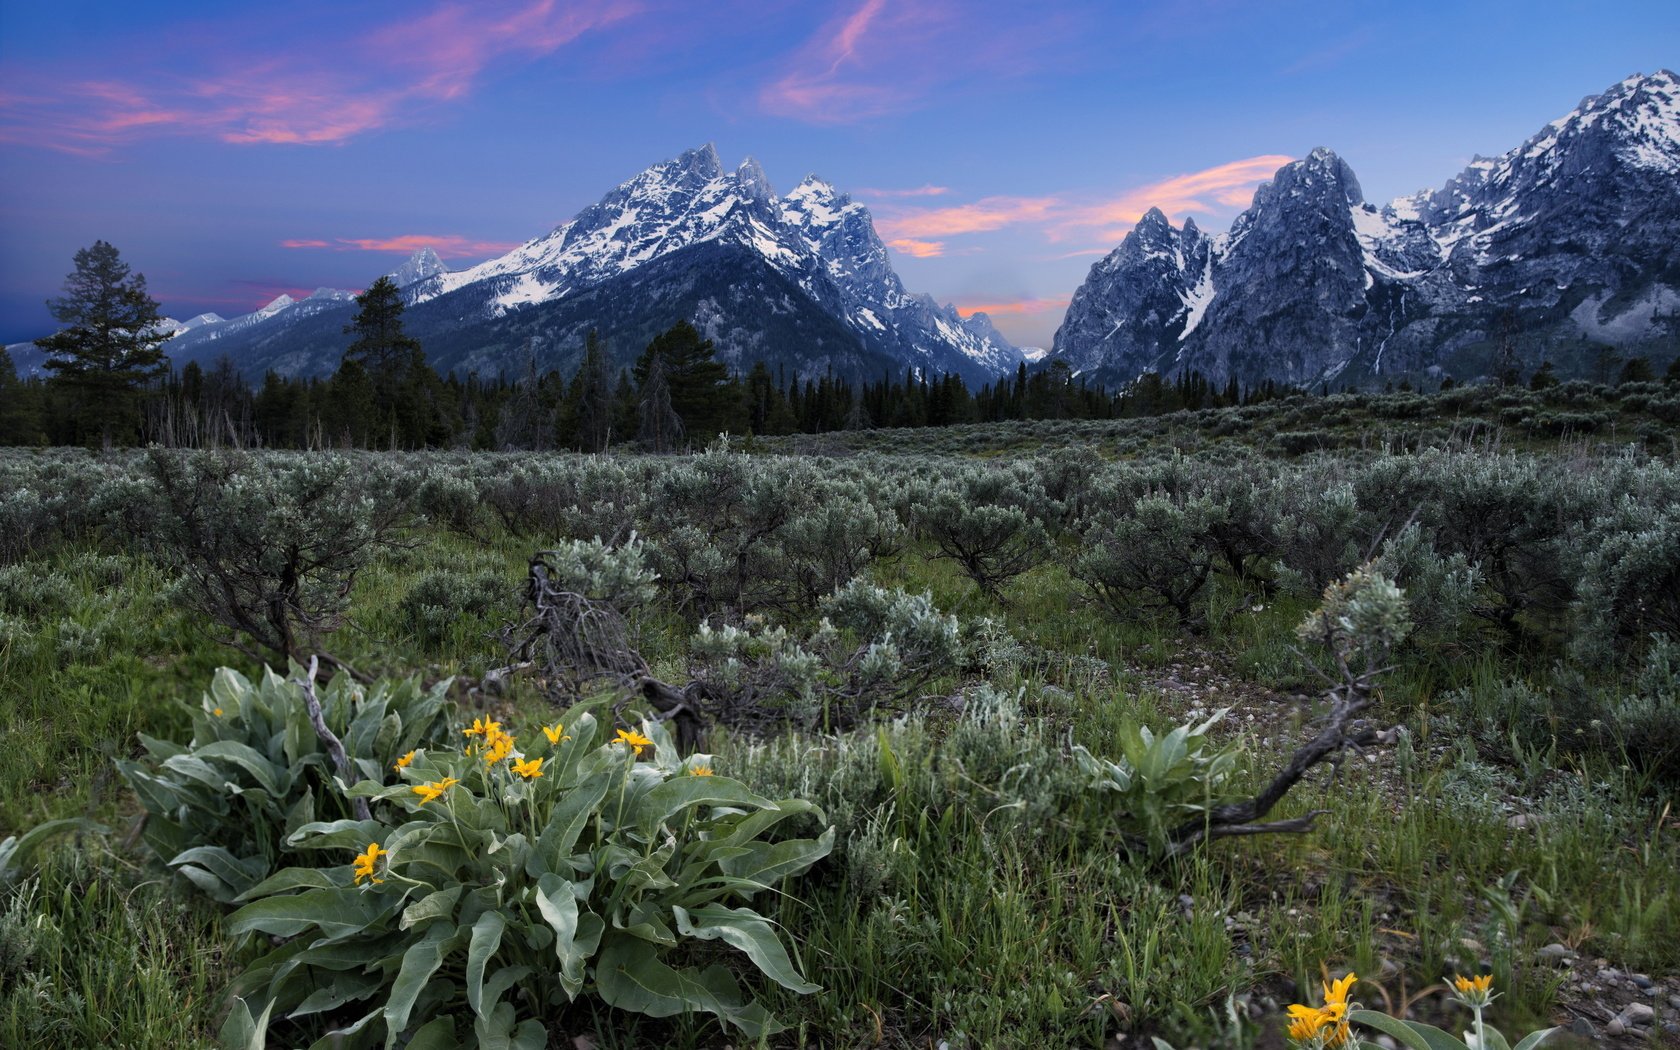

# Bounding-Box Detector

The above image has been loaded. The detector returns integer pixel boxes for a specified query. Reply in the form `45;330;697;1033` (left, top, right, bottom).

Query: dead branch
294;655;372;822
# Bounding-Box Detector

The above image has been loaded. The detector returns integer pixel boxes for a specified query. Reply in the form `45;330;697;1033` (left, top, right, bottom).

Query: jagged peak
259;294;294;312
734;156;775;200
675;143;723;175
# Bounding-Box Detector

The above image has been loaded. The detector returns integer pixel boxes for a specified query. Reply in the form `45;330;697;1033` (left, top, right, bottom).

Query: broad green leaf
1512;1028;1560;1050
287;971;383;1018
400;885;462;930
235;866;341;902
474;1001;547;1050
673;903;820;993
1482;1026;1513;1050
531;769;611;874
218;994;275;1050
715;826;835;889
286;819;387;851
402;1016;456;1050
383;922;456;1045
633;775;777;833
464;911;506;1017
228;887;388;941
534;872;591;998
168;846;268;900
595;935;777;1037
193;740;289;797
1349;1010;1466;1050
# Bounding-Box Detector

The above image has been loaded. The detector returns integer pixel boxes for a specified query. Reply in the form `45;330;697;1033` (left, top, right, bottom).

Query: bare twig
294;655;372;822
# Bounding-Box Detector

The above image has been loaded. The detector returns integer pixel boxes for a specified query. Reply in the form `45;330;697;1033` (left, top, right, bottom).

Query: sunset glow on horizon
2;1;1675;349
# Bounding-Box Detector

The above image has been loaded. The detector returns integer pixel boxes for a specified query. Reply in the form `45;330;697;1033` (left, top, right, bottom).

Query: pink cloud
281;234;522;257
759;1;1071;123
1055;155;1293;240
886;238;946;257
875;195;1061;240
869;155;1290;249
954;297;1069;317
0;1;637;153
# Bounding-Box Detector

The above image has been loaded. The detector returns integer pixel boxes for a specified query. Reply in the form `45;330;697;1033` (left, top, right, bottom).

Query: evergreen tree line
1;326;1312;450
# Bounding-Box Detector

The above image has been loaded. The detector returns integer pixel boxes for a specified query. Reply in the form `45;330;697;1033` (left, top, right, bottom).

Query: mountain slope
152;146;1017;385
1051;70;1680;387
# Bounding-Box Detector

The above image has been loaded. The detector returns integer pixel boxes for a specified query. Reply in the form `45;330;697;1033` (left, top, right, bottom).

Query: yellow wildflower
1287;1004;1332;1044
542;722;570;745
463;716;502;739
412;776;459;805
1450;973;1496;1008
351;842;387;885
512;756;544;779
393;750;416;771
614;727;652;756
1323;972;1356;1008
483;727;515;764
212;707;224;717
689;765;715;776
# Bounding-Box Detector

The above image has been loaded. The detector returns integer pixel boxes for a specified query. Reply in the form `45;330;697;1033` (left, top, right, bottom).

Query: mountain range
8;70;1678;393
1049;70;1680;387
8;147;1019;387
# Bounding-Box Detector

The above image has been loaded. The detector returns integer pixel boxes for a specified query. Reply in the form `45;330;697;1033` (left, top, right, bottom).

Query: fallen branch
294;655;371;822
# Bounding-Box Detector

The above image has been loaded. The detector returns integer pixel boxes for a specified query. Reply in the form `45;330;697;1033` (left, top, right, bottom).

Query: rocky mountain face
89;145;1017;386
1051;70;1680;388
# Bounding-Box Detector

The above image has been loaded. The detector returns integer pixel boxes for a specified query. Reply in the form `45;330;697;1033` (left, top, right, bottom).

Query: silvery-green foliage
775;480;904;609
917;470;1050;598
1608;634;1680;785
117;665;454;903
142;449;407;662
1295;566;1412;669
0;488;57;564
413;470;483;537
1572;494;1680;662
400;565;512;648
0;565;76;618
690;581;962;729
1073;493;1223;627
821;578;963;680
540;533;659;614
1271;477;1363;595
1371;522;1480;641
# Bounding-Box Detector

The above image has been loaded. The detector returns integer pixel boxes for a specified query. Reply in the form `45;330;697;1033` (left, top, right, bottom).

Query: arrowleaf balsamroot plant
222;702;834;1047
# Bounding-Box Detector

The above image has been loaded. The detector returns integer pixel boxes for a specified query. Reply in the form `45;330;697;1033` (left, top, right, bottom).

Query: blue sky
2;0;1676;349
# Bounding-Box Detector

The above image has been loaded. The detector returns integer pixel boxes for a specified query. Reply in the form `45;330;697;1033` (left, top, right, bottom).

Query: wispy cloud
0;0;638;152
886;238;946;257
1053;155;1293;240
855;184;951;198
282;234;522;257
875;195;1061;240
871;154;1290;249
954;297;1069;317
759;0;1073;123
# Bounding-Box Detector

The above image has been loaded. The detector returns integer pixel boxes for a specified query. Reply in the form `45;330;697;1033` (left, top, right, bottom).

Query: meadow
1;381;1677;1049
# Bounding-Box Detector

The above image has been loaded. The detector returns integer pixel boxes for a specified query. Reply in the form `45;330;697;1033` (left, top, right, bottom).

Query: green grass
1;446;1676;1048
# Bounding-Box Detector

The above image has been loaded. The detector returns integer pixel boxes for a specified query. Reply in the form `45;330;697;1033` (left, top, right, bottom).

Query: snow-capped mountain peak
403;145;1016;380
1051;70;1680;388
389;247;448;288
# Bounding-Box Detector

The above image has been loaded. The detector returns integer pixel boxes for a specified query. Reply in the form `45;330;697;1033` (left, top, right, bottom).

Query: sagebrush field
2;386;1677;1048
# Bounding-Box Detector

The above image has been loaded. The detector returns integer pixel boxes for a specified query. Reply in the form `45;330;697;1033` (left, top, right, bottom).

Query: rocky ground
1118;648;1680;1049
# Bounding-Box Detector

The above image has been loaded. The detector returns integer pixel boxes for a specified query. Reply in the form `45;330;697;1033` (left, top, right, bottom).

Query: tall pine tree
35;240;171;447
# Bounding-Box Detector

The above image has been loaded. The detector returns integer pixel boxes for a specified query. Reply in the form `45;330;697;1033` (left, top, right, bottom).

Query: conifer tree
35;240;171;446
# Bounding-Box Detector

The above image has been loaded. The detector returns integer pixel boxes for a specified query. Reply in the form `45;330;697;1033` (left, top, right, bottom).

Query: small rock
1668;993;1680;1010
1605;1018;1624;1037
1568;1017;1596;1039
1536;943;1574;963
1619;1002;1655;1027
